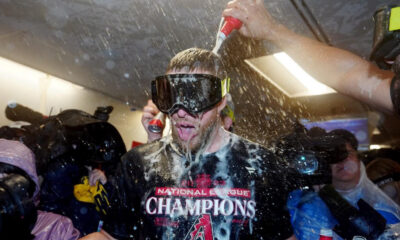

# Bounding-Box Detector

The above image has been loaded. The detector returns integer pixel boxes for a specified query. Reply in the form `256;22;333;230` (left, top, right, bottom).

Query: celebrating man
84;48;296;240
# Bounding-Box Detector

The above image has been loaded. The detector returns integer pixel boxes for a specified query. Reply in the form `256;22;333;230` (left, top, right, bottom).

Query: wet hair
328;129;358;150
166;48;227;79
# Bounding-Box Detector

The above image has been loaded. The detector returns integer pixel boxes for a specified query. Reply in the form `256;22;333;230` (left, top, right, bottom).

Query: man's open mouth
176;122;197;141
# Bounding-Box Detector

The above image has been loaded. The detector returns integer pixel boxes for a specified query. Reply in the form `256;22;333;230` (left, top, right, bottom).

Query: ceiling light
369;144;390;150
245;52;336;98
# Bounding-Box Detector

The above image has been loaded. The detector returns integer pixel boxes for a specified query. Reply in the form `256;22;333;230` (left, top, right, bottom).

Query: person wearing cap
36;109;127;237
84;47;296;240
223;0;400;116
141;93;235;144
328;129;400;218
287;129;400;240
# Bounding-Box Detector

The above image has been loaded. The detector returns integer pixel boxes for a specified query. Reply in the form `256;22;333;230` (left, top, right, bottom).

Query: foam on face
143;136;169;182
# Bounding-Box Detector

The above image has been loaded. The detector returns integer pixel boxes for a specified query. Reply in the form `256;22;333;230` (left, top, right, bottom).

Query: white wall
0;57;148;148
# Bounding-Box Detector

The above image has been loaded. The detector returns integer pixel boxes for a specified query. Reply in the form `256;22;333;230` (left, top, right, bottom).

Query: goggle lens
152;74;225;115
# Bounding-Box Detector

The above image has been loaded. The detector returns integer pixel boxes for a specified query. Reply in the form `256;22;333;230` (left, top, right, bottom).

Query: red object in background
148;112;165;133
131;140;143;149
148;119;163;132
220;16;242;37
319;236;332;240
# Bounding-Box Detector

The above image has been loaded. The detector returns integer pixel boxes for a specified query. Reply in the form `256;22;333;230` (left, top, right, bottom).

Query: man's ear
217;96;227;114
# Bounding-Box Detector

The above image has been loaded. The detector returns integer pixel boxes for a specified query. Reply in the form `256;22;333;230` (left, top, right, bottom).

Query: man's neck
205;126;230;154
332;177;360;192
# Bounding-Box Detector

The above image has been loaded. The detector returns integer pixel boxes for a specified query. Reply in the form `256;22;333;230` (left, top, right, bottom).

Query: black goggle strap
373;172;400;187
391;74;400;115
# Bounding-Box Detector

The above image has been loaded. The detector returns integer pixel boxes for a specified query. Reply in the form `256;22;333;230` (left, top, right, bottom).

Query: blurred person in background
283;128;400;239
327;129;400;221
367;157;400;206
38;109;126;236
0;138;80;240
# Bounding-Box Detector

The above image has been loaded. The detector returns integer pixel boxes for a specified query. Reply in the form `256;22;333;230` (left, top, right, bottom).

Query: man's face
167;69;225;153
170;105;219;153
331;143;361;184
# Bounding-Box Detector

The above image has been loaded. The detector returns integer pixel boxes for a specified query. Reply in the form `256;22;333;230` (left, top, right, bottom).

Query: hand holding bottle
222;0;278;41
141;99;164;142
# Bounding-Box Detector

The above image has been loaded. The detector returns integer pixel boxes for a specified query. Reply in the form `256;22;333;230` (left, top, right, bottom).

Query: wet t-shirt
103;133;293;240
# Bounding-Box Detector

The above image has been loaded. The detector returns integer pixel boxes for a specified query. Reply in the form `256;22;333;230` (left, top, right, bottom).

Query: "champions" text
145;197;256;218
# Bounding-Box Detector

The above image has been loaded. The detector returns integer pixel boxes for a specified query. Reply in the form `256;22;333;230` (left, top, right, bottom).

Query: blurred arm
223;0;395;114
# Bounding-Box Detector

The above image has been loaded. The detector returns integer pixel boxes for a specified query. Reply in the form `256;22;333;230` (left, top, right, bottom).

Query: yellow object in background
221;77;230;97
93;183;110;215
389;6;400;31
74;176;96;203
73;176;110;215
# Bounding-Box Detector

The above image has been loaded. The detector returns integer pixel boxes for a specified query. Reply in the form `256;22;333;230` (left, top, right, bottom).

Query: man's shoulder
121;140;166;164
127;140;165;154
225;133;282;174
229;133;275;157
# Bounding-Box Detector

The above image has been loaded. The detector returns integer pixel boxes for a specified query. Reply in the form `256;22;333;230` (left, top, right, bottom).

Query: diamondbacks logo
181;174;226;188
184;214;213;240
195;174;213;188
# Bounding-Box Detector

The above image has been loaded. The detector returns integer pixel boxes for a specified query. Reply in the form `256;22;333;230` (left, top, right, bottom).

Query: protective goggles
151;74;229;115
370;5;400;69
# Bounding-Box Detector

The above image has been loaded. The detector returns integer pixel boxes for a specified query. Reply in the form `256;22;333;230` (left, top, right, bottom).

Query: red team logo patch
184;214;213;240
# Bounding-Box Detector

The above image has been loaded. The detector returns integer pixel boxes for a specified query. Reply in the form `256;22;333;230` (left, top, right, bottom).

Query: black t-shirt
104;133;293;239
